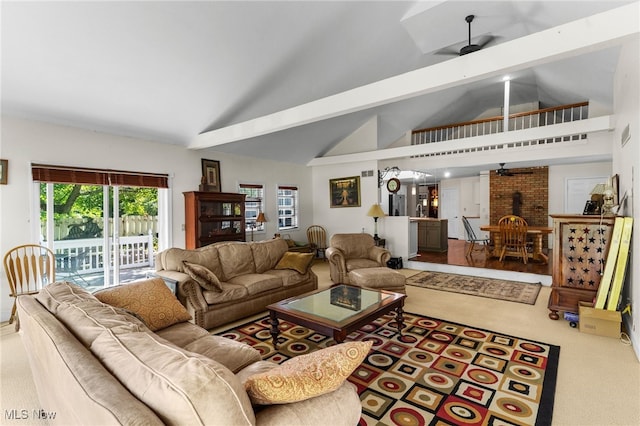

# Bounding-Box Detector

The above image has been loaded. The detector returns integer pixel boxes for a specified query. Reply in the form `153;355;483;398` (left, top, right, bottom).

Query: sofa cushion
217;243;255;279
251;239;288;273
91;330;255;426
155;321;210;348
36;280;100;313
183;335;261;373
158;246;224;281
94;278;191;331
264;269;310;287
227;274;282;296
346;258;380;272
244;341;372;405
36;282;146;346
182;261;223;292
275;251;314;274
202;284;249;305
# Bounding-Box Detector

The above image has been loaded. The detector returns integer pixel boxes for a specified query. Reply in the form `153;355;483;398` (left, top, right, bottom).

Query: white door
440;188;460;239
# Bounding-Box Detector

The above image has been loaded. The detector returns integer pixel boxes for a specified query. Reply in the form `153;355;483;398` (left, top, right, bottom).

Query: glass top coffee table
267;284;406;348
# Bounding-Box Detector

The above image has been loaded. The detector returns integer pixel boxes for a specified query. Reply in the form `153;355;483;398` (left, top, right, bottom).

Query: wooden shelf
184;191;246;249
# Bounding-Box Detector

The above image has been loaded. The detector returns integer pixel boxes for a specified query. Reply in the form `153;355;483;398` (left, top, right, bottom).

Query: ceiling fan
437;15;496;56
496;163;534;177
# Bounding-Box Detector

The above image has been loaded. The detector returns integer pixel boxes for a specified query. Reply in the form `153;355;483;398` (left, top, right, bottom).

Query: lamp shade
590;183;607;195
256;212;267;223
366;203;385;218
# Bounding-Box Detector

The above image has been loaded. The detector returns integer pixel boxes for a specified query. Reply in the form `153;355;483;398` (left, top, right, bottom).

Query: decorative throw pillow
182;261;223;292
94;278;191;331
274;251;315;275
244;341;372;404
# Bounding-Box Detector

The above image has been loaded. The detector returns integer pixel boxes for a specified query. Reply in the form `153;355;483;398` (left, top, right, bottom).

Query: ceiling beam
190;3;638;150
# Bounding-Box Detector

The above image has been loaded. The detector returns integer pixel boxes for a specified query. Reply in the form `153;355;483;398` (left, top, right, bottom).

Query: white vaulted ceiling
1;1;637;167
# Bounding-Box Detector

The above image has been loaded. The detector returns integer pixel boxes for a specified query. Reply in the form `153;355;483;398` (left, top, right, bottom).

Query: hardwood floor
410;239;553;276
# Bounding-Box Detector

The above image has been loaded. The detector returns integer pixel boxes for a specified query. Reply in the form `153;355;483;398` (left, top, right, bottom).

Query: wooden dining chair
497;215;529;264
3;244;56;331
306;225;327;260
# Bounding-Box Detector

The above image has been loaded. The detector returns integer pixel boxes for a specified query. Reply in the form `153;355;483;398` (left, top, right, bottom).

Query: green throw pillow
182;261;223;292
275;251;314;274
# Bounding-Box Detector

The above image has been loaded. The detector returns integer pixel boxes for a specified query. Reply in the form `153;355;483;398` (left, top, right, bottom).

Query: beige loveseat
17;280;362;425
155;238;318;329
326;233;392;284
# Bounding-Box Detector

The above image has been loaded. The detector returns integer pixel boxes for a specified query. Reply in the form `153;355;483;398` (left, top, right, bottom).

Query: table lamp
366;203;385;241
250;212;267;241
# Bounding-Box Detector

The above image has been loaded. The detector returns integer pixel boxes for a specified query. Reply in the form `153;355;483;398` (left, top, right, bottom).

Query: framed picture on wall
0;159;7;185
200;159;221;192
329;176;361;208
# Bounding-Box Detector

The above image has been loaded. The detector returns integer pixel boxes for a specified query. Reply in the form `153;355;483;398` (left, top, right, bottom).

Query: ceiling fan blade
477;35;496;49
434;48;461;56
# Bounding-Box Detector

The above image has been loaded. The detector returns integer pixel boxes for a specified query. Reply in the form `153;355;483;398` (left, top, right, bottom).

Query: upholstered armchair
326;233;391;284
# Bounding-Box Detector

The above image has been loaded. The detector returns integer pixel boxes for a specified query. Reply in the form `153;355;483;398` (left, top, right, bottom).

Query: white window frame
238;182;265;233
277;184;298;231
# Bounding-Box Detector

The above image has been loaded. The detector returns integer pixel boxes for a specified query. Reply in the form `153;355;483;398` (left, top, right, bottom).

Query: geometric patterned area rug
218;312;560;425
406;271;542;305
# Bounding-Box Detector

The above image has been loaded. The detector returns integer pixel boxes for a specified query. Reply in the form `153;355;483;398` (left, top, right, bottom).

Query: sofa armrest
325;247;347;284
255;381;361;426
368;246;391;266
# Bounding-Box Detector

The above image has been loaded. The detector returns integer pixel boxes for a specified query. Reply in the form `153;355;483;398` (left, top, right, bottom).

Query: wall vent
361;170;374;177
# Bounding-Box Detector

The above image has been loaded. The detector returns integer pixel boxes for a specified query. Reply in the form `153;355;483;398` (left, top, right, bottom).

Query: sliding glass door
33;164;168;289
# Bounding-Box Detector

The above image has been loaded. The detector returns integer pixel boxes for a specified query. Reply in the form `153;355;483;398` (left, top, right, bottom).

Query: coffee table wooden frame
267;285;406;349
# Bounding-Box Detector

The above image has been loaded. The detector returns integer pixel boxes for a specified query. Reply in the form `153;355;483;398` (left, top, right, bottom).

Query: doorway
440;188;460;239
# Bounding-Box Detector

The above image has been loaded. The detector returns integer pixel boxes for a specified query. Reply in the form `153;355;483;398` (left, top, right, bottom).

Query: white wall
0;116;312;321
613;37;639;360
548;162;612;222
311;161;379;240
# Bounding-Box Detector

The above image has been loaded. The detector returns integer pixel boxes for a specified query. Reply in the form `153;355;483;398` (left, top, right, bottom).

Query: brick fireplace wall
489;166;549;228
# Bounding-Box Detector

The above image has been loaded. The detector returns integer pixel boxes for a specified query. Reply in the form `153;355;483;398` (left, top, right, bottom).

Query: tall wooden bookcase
547;214;616;319
184;191;246;249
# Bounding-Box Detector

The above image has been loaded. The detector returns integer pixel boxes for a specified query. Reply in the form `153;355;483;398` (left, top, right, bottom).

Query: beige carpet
406;270;541;305
1;261;639;426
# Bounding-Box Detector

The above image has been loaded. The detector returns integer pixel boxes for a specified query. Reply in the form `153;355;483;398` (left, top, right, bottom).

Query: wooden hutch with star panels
547;214;617;320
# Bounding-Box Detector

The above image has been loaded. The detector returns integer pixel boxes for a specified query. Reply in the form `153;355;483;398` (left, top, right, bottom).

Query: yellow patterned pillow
244;341;372;404
95;278;191;331
274;251;315;274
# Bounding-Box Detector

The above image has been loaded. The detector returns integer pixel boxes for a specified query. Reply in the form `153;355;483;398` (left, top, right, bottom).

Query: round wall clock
386;178;401;193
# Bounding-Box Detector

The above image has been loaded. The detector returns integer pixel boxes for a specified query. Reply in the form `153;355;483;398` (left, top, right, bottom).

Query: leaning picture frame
200;159;221;192
610;173;619;206
0;159;7;185
329;176;361;208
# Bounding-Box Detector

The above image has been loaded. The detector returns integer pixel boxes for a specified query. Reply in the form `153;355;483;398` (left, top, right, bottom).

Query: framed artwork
200;159;221;192
610;174;619;205
329;176;361;208
330;286;361;311
0;159;7;185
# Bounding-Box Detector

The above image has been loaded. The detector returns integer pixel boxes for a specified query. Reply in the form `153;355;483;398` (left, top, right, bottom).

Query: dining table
480;224;553;264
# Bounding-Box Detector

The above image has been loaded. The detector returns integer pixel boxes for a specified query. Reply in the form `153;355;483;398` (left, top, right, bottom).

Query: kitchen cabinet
414;218;448;252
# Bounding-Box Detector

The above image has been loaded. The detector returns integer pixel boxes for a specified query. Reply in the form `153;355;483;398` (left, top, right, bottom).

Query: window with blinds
238;183;265;232
278;185;298;230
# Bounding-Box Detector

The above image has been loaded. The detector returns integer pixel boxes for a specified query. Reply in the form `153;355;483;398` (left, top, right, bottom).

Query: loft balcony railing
411;102;589;146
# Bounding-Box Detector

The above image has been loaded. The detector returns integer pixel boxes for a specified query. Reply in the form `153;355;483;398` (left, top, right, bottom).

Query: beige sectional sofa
155;238;318;329
17;280;362;425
